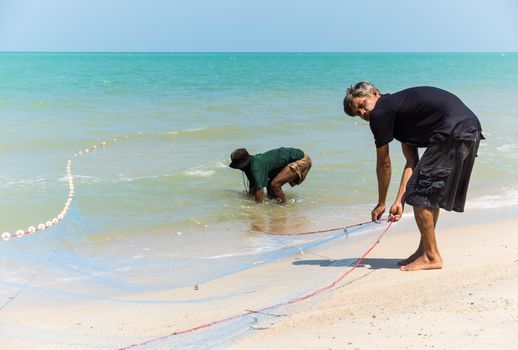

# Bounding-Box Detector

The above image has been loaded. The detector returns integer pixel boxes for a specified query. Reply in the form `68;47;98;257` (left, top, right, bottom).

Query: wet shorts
288;154;312;186
405;136;481;212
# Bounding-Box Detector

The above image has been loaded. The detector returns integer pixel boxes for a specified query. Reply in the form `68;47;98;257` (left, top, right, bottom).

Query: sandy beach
1;205;516;350
227;208;518;350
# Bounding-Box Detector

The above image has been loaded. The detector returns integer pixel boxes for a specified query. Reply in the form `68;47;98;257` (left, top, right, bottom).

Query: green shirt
250;147;304;189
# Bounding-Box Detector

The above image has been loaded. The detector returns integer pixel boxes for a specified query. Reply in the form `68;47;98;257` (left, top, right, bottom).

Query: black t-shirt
369;86;482;148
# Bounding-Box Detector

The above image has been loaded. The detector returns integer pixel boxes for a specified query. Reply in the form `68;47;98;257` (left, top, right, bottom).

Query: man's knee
413;207;436;225
269;180;283;191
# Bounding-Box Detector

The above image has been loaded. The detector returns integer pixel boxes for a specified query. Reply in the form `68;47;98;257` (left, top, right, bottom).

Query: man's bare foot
397;249;423;266
400;254;443;271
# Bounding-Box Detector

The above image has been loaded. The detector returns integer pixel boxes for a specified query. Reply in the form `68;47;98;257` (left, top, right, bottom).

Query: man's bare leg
400;207;443;271
266;184;275;199
398;207;440;266
269;167;299;204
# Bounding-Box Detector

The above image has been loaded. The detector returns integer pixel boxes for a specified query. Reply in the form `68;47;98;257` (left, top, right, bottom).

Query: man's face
350;92;379;121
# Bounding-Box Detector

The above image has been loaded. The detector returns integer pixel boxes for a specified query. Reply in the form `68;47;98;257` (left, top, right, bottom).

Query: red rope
119;220;393;350
261;219;376;236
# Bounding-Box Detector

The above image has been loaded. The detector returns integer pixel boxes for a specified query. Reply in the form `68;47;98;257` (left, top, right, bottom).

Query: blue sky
0;0;517;52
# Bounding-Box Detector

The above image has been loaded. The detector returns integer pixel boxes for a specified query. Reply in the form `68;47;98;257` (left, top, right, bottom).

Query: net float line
1;135;137;241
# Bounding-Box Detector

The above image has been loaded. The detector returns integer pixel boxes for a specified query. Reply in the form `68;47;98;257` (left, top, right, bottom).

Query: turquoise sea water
1;53;518;348
1;53;517;235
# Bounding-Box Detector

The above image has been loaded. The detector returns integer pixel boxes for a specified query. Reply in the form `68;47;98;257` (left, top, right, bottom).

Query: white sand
227;213;518;350
1;209;516;350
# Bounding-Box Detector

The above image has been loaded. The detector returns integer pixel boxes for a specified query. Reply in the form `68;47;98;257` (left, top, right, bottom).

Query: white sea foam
182;168;215;178
496;144;518;157
60;174;162;184
164;127;206;136
58;175;102;184
215;160;228;168
0;176;51;188
467;188;518;210
202;249;264;260
115;174;162;183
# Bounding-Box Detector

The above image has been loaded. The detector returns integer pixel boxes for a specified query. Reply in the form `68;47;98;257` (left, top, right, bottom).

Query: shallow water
1;53;517;236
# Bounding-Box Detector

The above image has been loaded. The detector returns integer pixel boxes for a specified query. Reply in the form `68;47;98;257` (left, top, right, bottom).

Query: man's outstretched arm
373;144;391;221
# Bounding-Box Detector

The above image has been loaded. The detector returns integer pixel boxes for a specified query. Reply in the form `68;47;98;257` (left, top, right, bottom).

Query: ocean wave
159;122;342;144
58;174;102;184
214;160;229;168
67;169;216;184
164;127;206;136
182;168;215;178
496;144;518;154
0;176;55;188
162;124;256;140
58;174;161;185
61;163;223;185
199;247;265;260
467;187;518;209
115;175;162;183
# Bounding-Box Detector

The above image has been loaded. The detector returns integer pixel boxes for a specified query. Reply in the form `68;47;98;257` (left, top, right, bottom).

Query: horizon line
0;50;516;54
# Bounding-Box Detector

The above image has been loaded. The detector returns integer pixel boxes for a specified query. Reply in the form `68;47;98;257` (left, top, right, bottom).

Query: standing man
343;82;483;271
229;147;311;204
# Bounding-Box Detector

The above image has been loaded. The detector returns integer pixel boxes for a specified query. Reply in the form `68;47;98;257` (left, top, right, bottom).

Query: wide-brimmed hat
229;148;251;169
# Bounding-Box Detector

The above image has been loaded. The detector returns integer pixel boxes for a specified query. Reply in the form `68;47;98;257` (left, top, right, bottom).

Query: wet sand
1;207;516;350
227;209;518;350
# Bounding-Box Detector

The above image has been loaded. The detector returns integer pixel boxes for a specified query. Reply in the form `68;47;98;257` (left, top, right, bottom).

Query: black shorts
405;136;481;212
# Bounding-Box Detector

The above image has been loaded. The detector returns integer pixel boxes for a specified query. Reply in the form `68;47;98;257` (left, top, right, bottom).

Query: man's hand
254;189;264;203
371;203;386;221
388;201;404;222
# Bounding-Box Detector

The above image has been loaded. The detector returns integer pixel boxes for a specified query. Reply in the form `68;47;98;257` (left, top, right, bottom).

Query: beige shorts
288;154;312;186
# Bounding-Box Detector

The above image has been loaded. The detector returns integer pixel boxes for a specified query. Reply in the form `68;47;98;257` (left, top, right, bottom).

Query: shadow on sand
293;257;401;269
